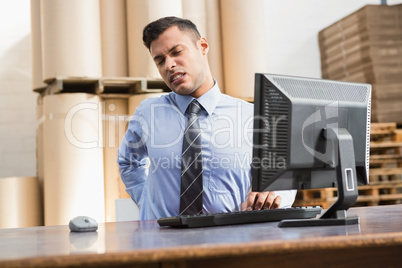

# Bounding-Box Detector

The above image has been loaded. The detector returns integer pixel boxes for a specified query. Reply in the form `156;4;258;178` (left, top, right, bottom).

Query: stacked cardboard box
319;4;402;123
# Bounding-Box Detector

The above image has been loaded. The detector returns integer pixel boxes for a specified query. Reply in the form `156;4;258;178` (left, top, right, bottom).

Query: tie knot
188;100;201;115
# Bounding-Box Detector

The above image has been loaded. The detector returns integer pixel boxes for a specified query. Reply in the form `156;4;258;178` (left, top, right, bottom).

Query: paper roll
220;0;268;98
182;0;207;37
30;0;46;90
182;0;225;91
126;0;182;78
40;0;102;82
103;98;130;222
100;0;128;77
0;177;43;228
205;0;225;92
43;93;105;226
128;93;168;116
36;95;44;195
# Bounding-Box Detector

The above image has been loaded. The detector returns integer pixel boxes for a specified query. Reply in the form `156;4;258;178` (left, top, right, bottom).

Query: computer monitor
251;73;371;227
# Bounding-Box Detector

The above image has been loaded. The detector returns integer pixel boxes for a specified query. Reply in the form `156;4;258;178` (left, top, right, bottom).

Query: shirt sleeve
276;190;297;208
117;108;149;205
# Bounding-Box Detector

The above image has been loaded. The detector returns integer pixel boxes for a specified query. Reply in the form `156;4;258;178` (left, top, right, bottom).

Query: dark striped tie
180;100;203;215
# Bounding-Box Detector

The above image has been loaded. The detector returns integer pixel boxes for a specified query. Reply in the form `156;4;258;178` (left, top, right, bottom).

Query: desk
1;205;402;268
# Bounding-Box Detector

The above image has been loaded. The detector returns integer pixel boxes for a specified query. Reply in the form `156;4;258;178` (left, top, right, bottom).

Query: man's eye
157;59;165;66
173;50;181;55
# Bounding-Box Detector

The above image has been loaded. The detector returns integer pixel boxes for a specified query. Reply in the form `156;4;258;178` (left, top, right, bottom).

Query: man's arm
117;112;149;205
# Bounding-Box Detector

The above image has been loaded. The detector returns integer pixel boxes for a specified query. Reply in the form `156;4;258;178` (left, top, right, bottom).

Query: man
118;16;296;220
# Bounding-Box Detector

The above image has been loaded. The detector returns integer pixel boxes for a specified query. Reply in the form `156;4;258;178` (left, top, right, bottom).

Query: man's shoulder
136;92;174;109
219;93;254;108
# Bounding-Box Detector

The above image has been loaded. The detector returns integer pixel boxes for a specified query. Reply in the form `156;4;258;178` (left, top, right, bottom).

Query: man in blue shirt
117;16;296;220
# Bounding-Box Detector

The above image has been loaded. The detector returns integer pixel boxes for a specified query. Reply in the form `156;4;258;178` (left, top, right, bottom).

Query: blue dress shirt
117;82;296;220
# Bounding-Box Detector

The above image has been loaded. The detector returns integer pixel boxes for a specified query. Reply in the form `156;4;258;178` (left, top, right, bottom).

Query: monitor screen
251;73;371;227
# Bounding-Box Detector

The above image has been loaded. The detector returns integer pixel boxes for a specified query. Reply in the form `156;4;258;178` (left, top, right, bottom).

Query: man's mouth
170;73;186;84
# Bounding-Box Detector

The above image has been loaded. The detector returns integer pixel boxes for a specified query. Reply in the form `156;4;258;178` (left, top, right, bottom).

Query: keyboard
157;206;322;228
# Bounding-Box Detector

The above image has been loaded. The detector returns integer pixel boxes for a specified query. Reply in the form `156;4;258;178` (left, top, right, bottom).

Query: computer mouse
69;216;98;232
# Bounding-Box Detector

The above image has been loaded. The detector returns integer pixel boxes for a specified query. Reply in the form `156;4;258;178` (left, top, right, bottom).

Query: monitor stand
279;128;360;227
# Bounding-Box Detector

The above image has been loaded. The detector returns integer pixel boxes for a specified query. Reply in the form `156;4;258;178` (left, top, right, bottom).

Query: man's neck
190;76;215;98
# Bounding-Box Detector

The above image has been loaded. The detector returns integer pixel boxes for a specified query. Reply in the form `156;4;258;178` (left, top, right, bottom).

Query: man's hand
241;191;282;211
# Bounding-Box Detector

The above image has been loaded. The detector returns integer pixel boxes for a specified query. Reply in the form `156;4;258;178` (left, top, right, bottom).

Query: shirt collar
174;80;221;116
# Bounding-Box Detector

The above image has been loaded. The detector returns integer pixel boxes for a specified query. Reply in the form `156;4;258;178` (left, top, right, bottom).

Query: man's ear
199;37;209;55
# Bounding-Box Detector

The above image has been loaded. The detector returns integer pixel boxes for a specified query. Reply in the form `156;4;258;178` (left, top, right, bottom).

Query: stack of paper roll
220;0;268;99
43;93;105;226
181;0;225;91
126;0;182;79
103;98;130;222
182;0;207;36
0;177;43;228
100;0;128;77
204;0;225;91
30;0;46;90
32;0;227;90
36;95;44;194
40;0;103;82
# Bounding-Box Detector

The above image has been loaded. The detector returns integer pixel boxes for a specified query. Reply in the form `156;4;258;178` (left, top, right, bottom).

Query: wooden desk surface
1;205;402;268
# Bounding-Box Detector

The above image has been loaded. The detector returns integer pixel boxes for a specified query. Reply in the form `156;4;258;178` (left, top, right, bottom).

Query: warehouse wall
0;0;36;177
1;0;402;178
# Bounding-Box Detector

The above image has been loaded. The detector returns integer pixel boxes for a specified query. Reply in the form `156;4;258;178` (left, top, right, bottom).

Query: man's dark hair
142;16;201;50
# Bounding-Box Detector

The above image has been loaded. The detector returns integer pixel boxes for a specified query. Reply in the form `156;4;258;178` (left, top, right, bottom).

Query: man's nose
165;56;176;70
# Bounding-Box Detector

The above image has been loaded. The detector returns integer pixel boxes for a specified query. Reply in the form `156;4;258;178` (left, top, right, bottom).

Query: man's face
150;26;209;97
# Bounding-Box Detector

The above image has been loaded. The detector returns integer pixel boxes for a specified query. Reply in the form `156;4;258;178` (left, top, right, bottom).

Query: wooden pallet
294;181;402;208
295;122;402;208
293;188;334;209
369;123;402;181
370;122;396;136
356;181;402;206
35;76;170;97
